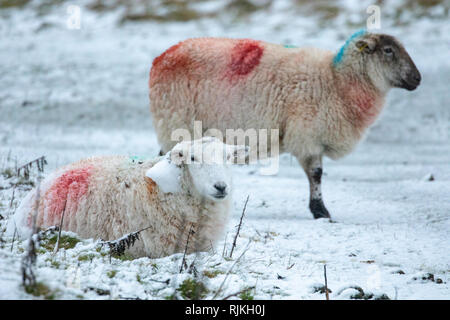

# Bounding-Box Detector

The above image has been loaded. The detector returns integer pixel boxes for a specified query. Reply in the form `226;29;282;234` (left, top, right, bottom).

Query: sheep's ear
145;157;182;193
355;39;376;54
227;145;250;164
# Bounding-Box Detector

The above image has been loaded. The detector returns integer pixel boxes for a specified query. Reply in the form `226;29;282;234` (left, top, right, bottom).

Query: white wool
6;170;61;238
145;155;182;193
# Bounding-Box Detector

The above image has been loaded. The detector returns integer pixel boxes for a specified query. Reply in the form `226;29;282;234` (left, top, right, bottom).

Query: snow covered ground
0;0;449;299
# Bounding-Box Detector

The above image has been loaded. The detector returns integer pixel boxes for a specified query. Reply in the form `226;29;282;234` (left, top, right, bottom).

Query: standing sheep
149;30;421;219
9;137;249;258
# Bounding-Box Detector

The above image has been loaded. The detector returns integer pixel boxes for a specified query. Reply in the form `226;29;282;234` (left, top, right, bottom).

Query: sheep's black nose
214;182;227;193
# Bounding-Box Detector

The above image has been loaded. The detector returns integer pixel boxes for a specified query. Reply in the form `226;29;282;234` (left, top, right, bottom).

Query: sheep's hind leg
301;156;331;219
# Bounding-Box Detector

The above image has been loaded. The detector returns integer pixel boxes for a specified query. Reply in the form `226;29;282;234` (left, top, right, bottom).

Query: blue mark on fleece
333;29;367;66
284;44;298;48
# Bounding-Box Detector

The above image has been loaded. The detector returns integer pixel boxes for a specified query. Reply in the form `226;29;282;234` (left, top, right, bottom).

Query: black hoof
309;199;331;219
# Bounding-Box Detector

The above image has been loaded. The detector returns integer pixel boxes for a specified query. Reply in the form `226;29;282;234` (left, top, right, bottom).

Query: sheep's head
334;31;421;92
354;33;421;91
146;137;249;201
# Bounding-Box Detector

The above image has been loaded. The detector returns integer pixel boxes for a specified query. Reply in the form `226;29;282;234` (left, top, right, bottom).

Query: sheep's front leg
301;156;331;219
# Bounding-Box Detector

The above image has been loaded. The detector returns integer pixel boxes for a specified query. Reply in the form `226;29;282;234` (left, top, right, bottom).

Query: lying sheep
149;30;421;219
9;137;249;258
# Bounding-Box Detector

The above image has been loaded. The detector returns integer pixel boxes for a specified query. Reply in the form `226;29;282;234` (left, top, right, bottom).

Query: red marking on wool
150;42;190;87
228;40;264;78
41;166;93;226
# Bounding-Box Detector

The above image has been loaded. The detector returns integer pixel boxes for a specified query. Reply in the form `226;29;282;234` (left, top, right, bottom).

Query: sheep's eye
191;155;195;162
383;47;393;55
